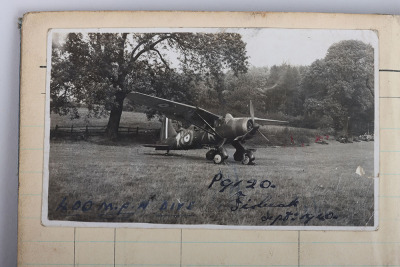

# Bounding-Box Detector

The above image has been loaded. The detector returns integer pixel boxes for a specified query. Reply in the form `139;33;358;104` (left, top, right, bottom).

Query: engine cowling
215;114;255;140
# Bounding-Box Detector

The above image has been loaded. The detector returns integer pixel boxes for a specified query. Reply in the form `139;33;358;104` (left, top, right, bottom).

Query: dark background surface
2;1;400;266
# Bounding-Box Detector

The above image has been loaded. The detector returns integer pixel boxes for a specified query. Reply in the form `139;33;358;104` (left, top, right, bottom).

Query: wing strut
190;123;215;136
195;110;222;139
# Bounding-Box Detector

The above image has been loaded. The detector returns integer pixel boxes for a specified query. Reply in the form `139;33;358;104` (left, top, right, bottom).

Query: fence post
136;127;139;135
53;124;58;138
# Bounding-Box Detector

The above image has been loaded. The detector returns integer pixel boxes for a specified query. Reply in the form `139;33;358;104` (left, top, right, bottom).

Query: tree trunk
104;34;129;140
105;92;126;140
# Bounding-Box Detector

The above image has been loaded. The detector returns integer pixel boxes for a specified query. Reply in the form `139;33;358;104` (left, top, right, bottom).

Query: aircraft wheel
213;153;224;164
241;154;250;165
217;147;229;160
242;151;255;165
206;149;217;160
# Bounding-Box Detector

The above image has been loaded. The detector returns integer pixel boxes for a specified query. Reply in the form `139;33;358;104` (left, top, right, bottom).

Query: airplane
126;91;288;165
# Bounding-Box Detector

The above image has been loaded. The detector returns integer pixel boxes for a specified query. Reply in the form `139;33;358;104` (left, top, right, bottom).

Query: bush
247;125;320;147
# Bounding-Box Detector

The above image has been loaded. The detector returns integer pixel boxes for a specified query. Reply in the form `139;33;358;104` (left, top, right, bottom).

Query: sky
52;28;378;68
233;28;378;67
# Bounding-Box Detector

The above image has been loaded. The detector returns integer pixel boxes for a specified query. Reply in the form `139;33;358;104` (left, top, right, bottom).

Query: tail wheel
213;154;223;164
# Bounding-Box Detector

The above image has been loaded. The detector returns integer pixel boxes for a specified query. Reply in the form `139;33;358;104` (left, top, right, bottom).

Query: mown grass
48;139;375;227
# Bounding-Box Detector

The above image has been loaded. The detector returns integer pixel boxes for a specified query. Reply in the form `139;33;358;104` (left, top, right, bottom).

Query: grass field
47;138;375;227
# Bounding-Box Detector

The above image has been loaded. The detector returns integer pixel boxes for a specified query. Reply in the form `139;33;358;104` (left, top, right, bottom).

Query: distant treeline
127;40;374;136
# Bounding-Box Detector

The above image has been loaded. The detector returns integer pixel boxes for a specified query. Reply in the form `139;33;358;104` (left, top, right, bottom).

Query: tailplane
160;117;177;141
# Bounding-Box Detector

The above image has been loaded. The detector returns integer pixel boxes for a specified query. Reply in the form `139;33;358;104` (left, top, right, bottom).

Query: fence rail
50;124;159;139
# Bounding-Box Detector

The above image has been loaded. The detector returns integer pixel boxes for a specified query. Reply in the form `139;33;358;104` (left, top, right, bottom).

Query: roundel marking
183;134;191;143
178;131;192;147
158;103;170;108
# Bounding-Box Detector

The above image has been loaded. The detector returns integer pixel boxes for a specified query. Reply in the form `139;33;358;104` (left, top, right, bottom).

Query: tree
220;65;305;119
50;32;248;139
301;40;374;133
259;64;303;117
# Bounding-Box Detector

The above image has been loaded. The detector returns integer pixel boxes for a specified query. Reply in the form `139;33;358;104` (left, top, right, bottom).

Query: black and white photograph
43;28;378;229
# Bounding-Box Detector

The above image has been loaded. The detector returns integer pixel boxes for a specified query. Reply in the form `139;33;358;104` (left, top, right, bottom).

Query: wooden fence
50;125;159;139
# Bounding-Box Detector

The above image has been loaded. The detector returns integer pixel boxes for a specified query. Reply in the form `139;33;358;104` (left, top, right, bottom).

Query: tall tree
223;67;270;116
51;32;248;139
261;64;303;116
301;40;374;133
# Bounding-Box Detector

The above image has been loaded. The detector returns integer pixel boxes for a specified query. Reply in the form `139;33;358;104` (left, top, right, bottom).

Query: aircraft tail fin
160;117;177;141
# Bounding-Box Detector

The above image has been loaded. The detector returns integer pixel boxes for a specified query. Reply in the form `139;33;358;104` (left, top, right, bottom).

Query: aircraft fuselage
157;114;255;151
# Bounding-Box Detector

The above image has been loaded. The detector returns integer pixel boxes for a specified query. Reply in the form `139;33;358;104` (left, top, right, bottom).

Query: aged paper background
19;11;399;266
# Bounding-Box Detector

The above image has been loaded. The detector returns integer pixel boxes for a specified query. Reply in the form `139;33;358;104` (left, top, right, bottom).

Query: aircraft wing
236;117;288;125
253;117;289;125
126;92;221;127
143;144;171;151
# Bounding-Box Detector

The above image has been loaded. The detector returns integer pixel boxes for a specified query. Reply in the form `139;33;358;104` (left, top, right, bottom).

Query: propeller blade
257;129;270;142
250;100;255;123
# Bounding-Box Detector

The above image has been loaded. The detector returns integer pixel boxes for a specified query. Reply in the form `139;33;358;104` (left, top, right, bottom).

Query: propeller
257;129;270;142
239;100;287;143
248;100;270;143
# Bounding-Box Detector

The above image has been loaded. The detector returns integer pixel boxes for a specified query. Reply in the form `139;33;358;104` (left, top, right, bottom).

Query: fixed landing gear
206;147;228;164
232;140;255;165
233;150;255;165
206;145;255;165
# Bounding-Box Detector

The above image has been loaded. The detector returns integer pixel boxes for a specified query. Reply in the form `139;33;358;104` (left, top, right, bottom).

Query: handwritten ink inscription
55;196;195;220
208;170;339;226
53;170;338;226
